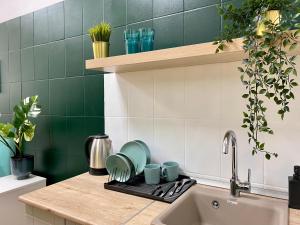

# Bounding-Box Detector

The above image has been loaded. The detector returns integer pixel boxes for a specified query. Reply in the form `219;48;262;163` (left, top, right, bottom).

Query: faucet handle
247;168;251;183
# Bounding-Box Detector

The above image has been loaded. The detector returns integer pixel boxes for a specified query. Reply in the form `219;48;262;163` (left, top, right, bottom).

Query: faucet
222;130;251;197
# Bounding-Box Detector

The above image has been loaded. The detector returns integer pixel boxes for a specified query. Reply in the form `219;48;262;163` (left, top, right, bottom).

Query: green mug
162;161;179;182
144;164;161;185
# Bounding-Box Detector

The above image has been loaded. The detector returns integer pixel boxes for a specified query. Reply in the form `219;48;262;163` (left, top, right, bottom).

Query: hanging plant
214;0;300;159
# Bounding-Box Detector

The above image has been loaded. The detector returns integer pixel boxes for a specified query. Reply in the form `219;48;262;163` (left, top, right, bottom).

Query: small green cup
162;161;179;182
144;164;161;185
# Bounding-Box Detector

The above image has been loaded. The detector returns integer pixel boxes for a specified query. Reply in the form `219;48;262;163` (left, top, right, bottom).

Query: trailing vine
214;0;300;159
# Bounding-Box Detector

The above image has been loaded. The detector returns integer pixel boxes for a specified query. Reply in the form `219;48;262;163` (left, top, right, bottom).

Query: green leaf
265;153;271;160
0;123;14;138
259;89;266;94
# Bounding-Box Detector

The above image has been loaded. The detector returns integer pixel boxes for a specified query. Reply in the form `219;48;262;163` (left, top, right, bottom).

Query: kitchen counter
19;173;300;225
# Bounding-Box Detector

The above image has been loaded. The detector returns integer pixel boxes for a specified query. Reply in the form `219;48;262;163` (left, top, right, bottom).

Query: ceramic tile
8;50;21;83
153;14;184;50
7;18;20;51
66;36;83;77
110;26;126;56
127;0;153;24
127;20;153;30
0;23;8;52
34;44;49;80
104;74;128;117
0;51;9;83
49;40;65;79
84;75;104;116
22;80;49;115
0;84;10;114
128;118;154;149
34;8;49;45
105;117;128;153
67;117;85;156
220;61;245;127
264;128;300;188
34;80;50;115
67;154;89;177
153;118;185;167
154;67;185;118
104;0;126;27
153;0;183;17
186;120;221;177
184;0;219;10
66;77;84;116
22;81;35;100
185;64;221;121
65;0;83;38
21;13;34;48
27;116;51;149
48;2;65;42
21;47;34;81
184;6;221;45
83;0;103;33
49;78;66;116
126;71;154;117
85;117;105;137
83;34;98;75
9;82;21;111
50;116;68;152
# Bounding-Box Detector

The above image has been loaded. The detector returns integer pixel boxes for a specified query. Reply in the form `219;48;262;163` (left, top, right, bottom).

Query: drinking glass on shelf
124;29;140;54
139;28;155;52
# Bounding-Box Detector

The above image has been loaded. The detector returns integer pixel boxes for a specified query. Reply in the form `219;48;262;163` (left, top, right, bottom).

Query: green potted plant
0;96;41;179
89;22;112;58
214;0;300;159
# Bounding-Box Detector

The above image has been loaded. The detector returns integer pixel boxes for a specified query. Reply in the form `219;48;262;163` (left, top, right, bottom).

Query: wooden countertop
19;173;300;225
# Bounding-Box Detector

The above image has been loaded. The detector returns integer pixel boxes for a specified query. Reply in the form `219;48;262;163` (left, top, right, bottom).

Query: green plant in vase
214;0;300;159
0;95;41;179
88;22;112;58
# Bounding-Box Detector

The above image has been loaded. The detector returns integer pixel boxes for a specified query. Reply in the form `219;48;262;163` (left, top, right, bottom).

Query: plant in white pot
0;96;41;179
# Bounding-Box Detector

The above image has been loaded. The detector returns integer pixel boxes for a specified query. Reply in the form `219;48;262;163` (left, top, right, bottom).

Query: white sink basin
152;185;288;225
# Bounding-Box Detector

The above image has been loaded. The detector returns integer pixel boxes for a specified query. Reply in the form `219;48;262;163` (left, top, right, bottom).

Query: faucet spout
222;130;251;197
223;130;238;180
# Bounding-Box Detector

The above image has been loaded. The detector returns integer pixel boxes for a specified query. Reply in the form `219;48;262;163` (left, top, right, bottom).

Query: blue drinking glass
139;28;154;52
124;29;140;54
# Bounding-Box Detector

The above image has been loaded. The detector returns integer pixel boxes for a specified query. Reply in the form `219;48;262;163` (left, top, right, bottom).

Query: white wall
0;0;64;23
105;60;300;199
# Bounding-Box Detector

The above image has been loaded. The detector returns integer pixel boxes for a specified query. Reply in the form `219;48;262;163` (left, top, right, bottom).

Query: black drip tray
104;175;196;203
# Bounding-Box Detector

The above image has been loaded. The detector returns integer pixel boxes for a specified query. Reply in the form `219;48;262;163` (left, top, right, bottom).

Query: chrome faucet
222;130;251;197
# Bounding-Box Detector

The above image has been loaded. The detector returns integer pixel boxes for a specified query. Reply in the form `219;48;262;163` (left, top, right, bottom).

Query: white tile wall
104;60;300;198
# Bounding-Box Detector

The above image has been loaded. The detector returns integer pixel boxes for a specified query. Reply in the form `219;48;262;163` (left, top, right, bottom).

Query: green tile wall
0;0;243;184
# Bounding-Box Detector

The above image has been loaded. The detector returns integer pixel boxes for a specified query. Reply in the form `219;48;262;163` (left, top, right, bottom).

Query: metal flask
85;134;112;175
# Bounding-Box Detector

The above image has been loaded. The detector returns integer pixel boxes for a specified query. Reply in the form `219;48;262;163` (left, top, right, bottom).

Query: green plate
106;154;132;182
134;140;151;164
116;153;135;179
120;141;147;175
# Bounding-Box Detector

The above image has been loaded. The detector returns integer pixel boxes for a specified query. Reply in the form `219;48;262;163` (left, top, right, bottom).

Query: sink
151;185;288;225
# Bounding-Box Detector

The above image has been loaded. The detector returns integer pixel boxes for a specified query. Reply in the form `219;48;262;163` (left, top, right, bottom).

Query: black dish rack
104;175;196;203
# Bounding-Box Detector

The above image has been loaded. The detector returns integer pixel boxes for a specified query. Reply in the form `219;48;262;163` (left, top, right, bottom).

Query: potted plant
0;96;41;179
88;22;112;58
214;0;300;159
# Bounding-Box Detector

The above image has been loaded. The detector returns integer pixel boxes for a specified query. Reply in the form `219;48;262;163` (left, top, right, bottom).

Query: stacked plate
106;140;150;183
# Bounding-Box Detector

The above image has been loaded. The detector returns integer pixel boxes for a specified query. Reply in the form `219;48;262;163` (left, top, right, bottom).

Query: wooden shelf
85;38;299;73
